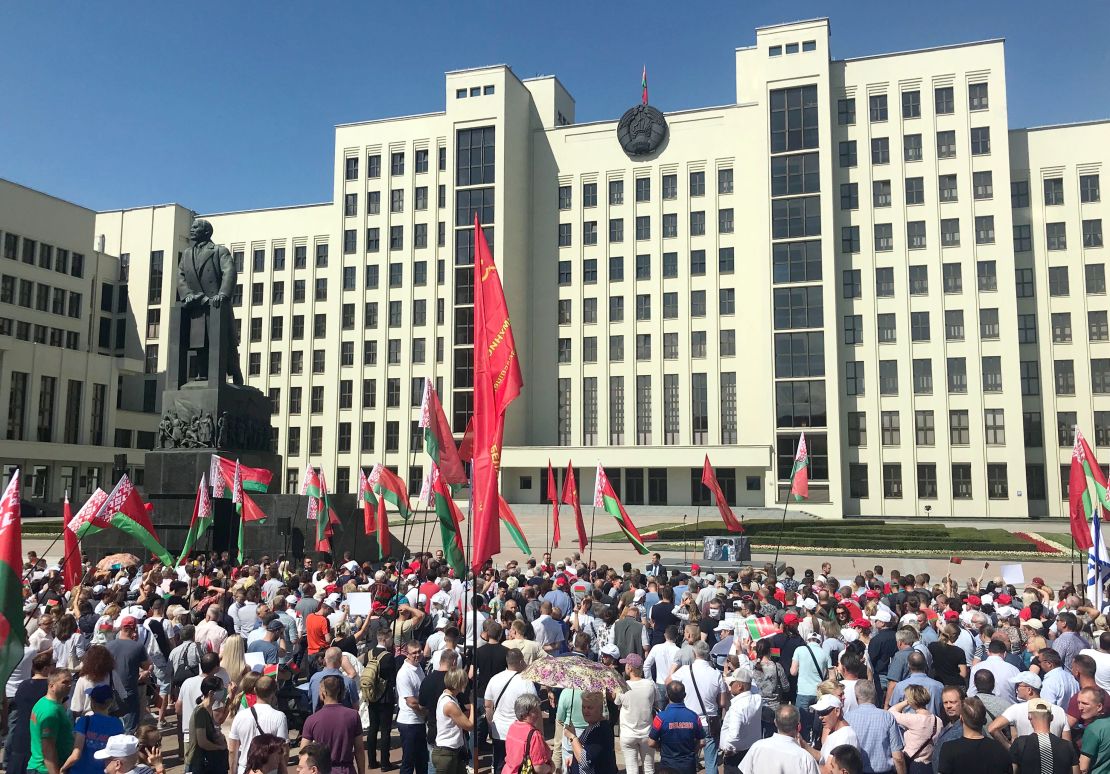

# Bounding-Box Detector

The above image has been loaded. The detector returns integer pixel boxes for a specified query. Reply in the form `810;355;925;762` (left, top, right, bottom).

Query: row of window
1;232;85;277
557;289;736;324
841;172;998;209
556;374;738;446
843;356;1110;397
837;84;989;127
558;210;736;247
838;127;991;167
558;170;734;211
237;335;444;377
244;298;446;342
6;375;105;446
556;249;740;286
844;307;1110;347
0;318;80;350
231;260;448;308
847;462;1010;501
841;215;1003;252
843;262;1106;301
0;275;83;318
343;148;446;182
849;410;1105;452
556;330;742;362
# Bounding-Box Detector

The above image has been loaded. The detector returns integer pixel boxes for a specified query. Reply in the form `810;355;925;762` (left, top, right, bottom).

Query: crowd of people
6;547;1110;774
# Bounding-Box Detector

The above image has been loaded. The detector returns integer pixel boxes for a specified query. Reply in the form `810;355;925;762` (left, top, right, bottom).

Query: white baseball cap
812;695;842;713
600;644;621;658
871;608;893;623
714;619;736;632
94;734;139;760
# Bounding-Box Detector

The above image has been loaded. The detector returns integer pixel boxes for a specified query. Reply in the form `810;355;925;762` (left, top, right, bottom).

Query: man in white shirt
195;605;228;653
738;704;820;774
968;638;1020;703
531;602;564;652
645;625;683;706
719;667;762;764
395;641;428;774
672;642;727;774
484;649;537;774
228;676;288;774
175;652;223;746
809;695;859;766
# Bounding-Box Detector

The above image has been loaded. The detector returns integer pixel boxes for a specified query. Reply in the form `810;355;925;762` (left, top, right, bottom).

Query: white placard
1000;563;1025;585
244;652;265;670
345;592;375;617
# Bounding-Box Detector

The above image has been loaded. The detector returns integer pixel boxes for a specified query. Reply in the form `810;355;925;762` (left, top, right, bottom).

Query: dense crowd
5;548;1110;774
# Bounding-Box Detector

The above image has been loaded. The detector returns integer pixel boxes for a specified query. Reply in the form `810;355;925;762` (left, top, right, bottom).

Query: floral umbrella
95;553;141;573
518;654;629;693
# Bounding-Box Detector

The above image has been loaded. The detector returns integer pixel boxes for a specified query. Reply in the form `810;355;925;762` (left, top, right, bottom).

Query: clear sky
2;1;1107;214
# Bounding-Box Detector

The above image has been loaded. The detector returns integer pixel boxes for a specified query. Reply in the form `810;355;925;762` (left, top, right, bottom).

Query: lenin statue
177;218;244;385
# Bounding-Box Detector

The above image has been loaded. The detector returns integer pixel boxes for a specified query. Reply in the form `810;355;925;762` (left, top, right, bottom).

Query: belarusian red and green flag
789;432;810;502
62;492;81;590
0;471;27;686
499;496;531;555
315;471;341;553
430;465;466;576
301;464;322;522
178;474;214;565
79;475;174;567
593;464;649;555
374;489;391;559
420;379;467;486
1070;428;1110;551
370;464;413;520
358;467;377;536
210;454;272;498
231;461;267;563
745;616;778;642
641;65;649;105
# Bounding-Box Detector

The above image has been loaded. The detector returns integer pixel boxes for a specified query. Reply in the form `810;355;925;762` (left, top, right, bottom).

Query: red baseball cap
943;610;959;622
119;616;139;629
923;608;939;621
691;563;700;574
783;612;800;627
865;590;881;600
996;593;1012;604
1019;607;1033;621
774;589;786;602
967;595;981;606
1032;577;1046;587
850;618;871;630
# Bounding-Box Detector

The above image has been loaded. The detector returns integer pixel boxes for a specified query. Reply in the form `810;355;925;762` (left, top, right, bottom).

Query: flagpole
588;504;597;567
772;492;790;570
694;504;702;553
399;443;423;561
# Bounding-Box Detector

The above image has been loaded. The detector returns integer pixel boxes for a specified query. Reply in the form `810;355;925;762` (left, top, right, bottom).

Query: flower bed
1012;531;1067;554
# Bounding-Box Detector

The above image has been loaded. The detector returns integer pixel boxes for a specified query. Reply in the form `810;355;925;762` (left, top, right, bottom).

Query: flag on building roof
0;472;26;686
499;496;531;555
420;378;467;486
83;475;174;567
593;464;649;555
641;65;648;105
702;456;744;533
789;432;810;502
177;475;213;565
561;462;587;551
431;466;466;576
1070;428;1110;551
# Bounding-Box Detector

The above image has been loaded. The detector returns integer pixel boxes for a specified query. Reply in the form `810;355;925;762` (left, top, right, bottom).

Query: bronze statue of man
177;218;244;385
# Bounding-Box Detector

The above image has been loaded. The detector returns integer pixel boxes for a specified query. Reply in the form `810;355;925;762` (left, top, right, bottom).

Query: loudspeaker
278;517;291;534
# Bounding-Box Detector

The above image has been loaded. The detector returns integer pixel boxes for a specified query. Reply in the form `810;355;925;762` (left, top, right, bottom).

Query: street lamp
925;505;932;519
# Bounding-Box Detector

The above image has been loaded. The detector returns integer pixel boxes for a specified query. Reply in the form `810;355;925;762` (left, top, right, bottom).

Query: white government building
2;17;1107;520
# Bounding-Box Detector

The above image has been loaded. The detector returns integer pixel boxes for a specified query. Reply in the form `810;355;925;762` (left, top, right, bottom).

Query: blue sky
3;2;1107;214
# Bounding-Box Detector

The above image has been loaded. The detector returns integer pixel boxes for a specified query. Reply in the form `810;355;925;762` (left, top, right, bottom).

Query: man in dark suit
177;218;244;384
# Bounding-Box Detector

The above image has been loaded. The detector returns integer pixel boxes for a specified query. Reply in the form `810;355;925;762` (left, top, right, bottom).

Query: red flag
548;461;560;549
1070;429;1108;552
0;472;26;686
458;417;475;463
701;456;743;533
376;489;391;559
359;467;376;535
949;557;963;565
560;462;588;551
471;215;523;570
62;493;81;590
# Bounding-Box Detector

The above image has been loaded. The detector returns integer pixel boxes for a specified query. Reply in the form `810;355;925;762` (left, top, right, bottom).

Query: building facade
6;17;1107;519
0;180;157;510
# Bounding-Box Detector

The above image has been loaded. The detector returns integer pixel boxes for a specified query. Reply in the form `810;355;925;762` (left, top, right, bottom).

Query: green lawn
594;518;1061;558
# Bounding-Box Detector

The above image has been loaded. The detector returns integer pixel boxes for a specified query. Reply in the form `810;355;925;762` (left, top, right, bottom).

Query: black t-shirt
419;670;447;739
929;642;967;686
649;605;679;646
1009;732;1078;774
867;628;898;677
10;678;49;758
698;617;718;647
368;646;397;704
578;719;618;774
474;643;508;698
939;735;1011;774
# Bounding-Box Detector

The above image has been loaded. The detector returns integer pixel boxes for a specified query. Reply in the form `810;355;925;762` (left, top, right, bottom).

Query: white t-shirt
1000;700;1068;737
178;673;205;743
430;647;462;672
673;661;727;721
396;661;425;725
229;701;288;774
820;725;859;763
484;671;537;739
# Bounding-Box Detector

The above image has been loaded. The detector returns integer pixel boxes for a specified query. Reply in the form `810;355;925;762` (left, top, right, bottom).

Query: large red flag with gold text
548;461;561;549
560;462;588;551
470;216;523;570
701;456;744;533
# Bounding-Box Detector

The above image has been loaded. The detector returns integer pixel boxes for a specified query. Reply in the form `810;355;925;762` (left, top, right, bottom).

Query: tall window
664;375;680;445
609;377;625;445
558;379;572;446
691;374;708;445
636;376;651;445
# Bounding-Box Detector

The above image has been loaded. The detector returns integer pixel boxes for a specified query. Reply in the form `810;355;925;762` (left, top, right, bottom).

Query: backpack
360;648;389;703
